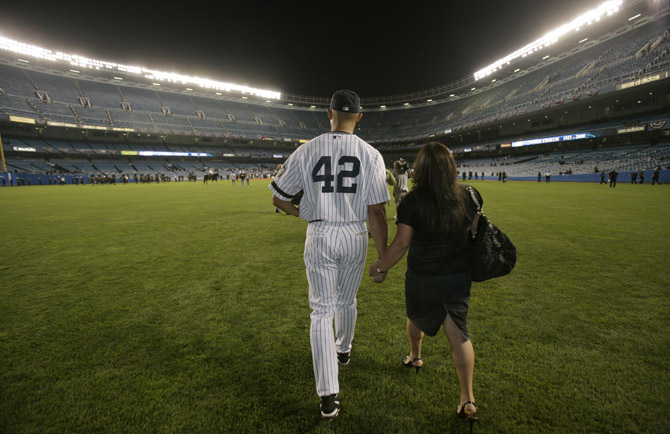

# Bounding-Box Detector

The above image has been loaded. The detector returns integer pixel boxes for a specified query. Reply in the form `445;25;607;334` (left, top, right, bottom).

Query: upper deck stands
1;15;668;145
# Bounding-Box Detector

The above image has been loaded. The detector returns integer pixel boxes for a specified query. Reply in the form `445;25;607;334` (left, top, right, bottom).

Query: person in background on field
600;170;606;185
386;167;396;208
639;170;644;184
630;171;637;184
609;169;618;188
393;158;410;219
651;166;661;185
369;142;482;430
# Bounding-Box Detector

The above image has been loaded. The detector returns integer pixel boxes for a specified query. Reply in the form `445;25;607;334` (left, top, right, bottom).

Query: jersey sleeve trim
270;181;296;200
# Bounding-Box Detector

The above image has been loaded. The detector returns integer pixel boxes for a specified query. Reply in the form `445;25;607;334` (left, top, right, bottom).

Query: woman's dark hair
411;142;468;234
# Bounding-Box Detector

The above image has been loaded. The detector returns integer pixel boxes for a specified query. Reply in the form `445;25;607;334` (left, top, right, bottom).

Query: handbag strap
467;187;482;211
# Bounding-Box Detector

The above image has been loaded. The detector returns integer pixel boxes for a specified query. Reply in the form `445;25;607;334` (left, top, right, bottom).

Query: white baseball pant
304;221;368;397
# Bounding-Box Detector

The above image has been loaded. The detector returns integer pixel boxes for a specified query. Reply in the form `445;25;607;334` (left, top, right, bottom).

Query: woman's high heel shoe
402;356;423;373
457;401;478;433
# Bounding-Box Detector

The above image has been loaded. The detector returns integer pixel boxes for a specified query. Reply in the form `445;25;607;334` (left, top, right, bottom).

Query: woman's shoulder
403;189;421;202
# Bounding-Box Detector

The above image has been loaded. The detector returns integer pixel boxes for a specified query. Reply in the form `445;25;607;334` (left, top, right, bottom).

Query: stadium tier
1;9;669;183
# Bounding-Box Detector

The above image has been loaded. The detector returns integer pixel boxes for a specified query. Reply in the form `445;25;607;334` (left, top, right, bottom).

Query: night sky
1;0;599;98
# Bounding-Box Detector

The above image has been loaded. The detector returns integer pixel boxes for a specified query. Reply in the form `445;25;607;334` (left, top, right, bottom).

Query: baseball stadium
1;0;669;432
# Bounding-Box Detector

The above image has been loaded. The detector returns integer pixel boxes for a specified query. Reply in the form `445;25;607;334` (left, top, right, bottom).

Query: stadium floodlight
474;0;622;81
0;35;282;100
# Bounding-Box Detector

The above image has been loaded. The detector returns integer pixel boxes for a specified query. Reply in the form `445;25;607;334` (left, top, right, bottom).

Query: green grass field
1;179;669;433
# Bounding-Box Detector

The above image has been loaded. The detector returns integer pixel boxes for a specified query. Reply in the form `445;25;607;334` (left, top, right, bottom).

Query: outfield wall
0;173;89;186
0;172;246;185
1;170;668;186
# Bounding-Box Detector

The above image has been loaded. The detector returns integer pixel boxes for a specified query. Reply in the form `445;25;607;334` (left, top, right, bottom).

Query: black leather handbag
467;188;517;282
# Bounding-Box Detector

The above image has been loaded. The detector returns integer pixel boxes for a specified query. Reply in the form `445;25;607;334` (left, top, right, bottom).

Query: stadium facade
1;0;669;185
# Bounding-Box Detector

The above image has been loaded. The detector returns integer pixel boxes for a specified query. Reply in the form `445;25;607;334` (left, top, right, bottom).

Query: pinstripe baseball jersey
270;132;390;222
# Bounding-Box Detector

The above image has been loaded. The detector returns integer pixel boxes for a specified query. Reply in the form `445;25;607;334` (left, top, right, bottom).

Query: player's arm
367;202;388;258
269;152;302;217
272;195;299;217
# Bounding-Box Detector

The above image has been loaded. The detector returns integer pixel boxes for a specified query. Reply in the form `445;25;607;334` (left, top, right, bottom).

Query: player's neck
330;123;355;134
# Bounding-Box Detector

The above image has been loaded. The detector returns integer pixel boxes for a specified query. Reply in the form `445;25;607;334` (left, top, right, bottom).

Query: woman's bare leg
405;318;424;366
444;314;475;414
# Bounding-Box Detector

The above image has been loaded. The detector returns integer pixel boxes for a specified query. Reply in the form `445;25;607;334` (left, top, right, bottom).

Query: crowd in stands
0;16;667;145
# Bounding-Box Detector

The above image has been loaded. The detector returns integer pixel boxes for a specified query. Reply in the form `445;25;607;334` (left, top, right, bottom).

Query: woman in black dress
370;142;482;426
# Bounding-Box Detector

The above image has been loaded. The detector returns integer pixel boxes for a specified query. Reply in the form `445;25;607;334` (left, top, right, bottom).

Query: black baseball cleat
337;351;350;365
320;394;340;419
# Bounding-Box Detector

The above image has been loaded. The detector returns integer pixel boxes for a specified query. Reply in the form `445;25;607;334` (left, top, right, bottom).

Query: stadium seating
2;14;667;142
455;142;670;179
4;135;667;183
1;14;669;185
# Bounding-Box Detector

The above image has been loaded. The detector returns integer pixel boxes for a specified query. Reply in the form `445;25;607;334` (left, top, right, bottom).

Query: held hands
368;259;387;284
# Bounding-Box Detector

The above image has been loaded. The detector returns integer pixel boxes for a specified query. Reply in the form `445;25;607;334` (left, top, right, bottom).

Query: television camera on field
394;158;410;175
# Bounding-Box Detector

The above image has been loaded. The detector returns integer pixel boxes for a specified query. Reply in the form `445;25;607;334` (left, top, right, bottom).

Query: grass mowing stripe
1;180;668;433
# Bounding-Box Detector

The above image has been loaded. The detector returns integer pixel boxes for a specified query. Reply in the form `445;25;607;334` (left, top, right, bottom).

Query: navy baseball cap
330;90;361;113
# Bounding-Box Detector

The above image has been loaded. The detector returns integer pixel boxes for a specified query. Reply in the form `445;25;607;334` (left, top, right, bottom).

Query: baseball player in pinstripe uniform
270;90;390;419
